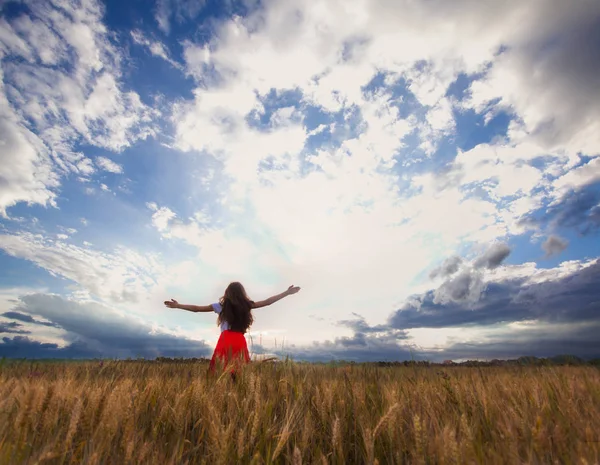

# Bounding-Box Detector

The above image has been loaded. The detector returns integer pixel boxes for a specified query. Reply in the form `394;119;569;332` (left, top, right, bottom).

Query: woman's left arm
252;285;300;309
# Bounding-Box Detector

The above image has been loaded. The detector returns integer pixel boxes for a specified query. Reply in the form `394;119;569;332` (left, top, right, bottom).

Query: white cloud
178;0;599;170
95;156;123;174
172;81;308;190
466;9;600;156
0;232;162;304
147;203;275;280
0;0;158;216
148;204;176;231
155;0;172;34
3;0;600;356
451;142;546;199
130;29;182;69
552;158;600;201
0;97;58;218
153;1;595;344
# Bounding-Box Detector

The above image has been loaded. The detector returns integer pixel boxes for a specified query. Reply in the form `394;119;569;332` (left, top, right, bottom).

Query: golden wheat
0;360;598;464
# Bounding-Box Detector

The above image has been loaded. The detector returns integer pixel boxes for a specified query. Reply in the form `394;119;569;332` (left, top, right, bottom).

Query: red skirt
209;330;250;373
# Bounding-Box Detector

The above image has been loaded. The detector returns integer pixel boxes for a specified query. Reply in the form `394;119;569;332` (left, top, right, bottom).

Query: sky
0;0;599;362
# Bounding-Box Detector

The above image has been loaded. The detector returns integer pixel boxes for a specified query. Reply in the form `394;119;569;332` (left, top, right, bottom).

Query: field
0;360;599;464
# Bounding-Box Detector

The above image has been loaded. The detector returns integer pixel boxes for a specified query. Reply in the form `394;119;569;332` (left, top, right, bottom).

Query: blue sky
1;0;599;361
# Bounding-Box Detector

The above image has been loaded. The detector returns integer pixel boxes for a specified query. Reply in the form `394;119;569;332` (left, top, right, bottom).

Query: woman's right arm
164;299;214;313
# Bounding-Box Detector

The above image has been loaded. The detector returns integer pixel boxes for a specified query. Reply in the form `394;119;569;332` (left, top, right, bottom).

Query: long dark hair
218;282;254;333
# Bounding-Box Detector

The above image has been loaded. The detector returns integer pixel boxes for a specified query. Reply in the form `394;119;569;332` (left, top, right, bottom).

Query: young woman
164;282;300;373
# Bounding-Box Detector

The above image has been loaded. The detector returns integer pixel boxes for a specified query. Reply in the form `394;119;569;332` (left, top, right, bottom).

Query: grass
0;359;598;464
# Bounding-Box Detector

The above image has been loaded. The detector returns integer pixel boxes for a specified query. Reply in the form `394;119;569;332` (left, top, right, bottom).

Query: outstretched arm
164;299;213;313
253;285;301;309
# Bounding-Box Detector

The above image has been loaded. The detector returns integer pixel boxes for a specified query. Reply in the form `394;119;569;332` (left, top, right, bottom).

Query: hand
164;299;179;308
286;285;300;295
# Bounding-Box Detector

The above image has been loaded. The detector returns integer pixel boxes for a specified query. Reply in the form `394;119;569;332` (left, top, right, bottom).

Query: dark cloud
338;332;368;347
276;258;600;362
4;259;600;362
462;3;600;153
250;314;414;363
1;311;60;327
530;23;600;148
275;321;600;363
334;314;408;350
424;321;600;361
542;235;568;257
0;321;30;334
0;294;212;359
433;269;485;304
429;256;463;279
550;188;600;234
271;316;600;363
390;259;600;330
520;183;600;235
269;331;418;363
337;313;396;334
474;243;511;269
0;336;101;359
263;257;600;362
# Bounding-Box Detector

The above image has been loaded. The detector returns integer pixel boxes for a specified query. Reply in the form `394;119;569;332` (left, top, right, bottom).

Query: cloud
433;269;485;305
466;1;600;156
337;313;400;335
552;158;600;198
429;256;463;279
0;83;58;217
145;203;289;297
1;311;60;328
542;235;568;257
277;319;600;362
95;156;123;174
179;0;600;158
441;142;546;210
549;188;600;235
474;243;511;269
268;258;600;362
0;0;157;216
0;336;100;359
391;258;599;330
171;0;600;234
0;293;211;359
2;0;600;363
427;321;600;361
265;329;417;363
163;0;600;334
0;321;30;335
130;29;182;69
522;183;600;235
154;0;208;34
0;232;162;303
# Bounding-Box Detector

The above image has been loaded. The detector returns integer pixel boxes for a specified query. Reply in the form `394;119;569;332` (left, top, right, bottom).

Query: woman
164;282;300;373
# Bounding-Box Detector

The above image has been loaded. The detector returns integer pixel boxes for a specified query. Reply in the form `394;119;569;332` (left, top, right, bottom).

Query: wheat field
0;359;598;464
